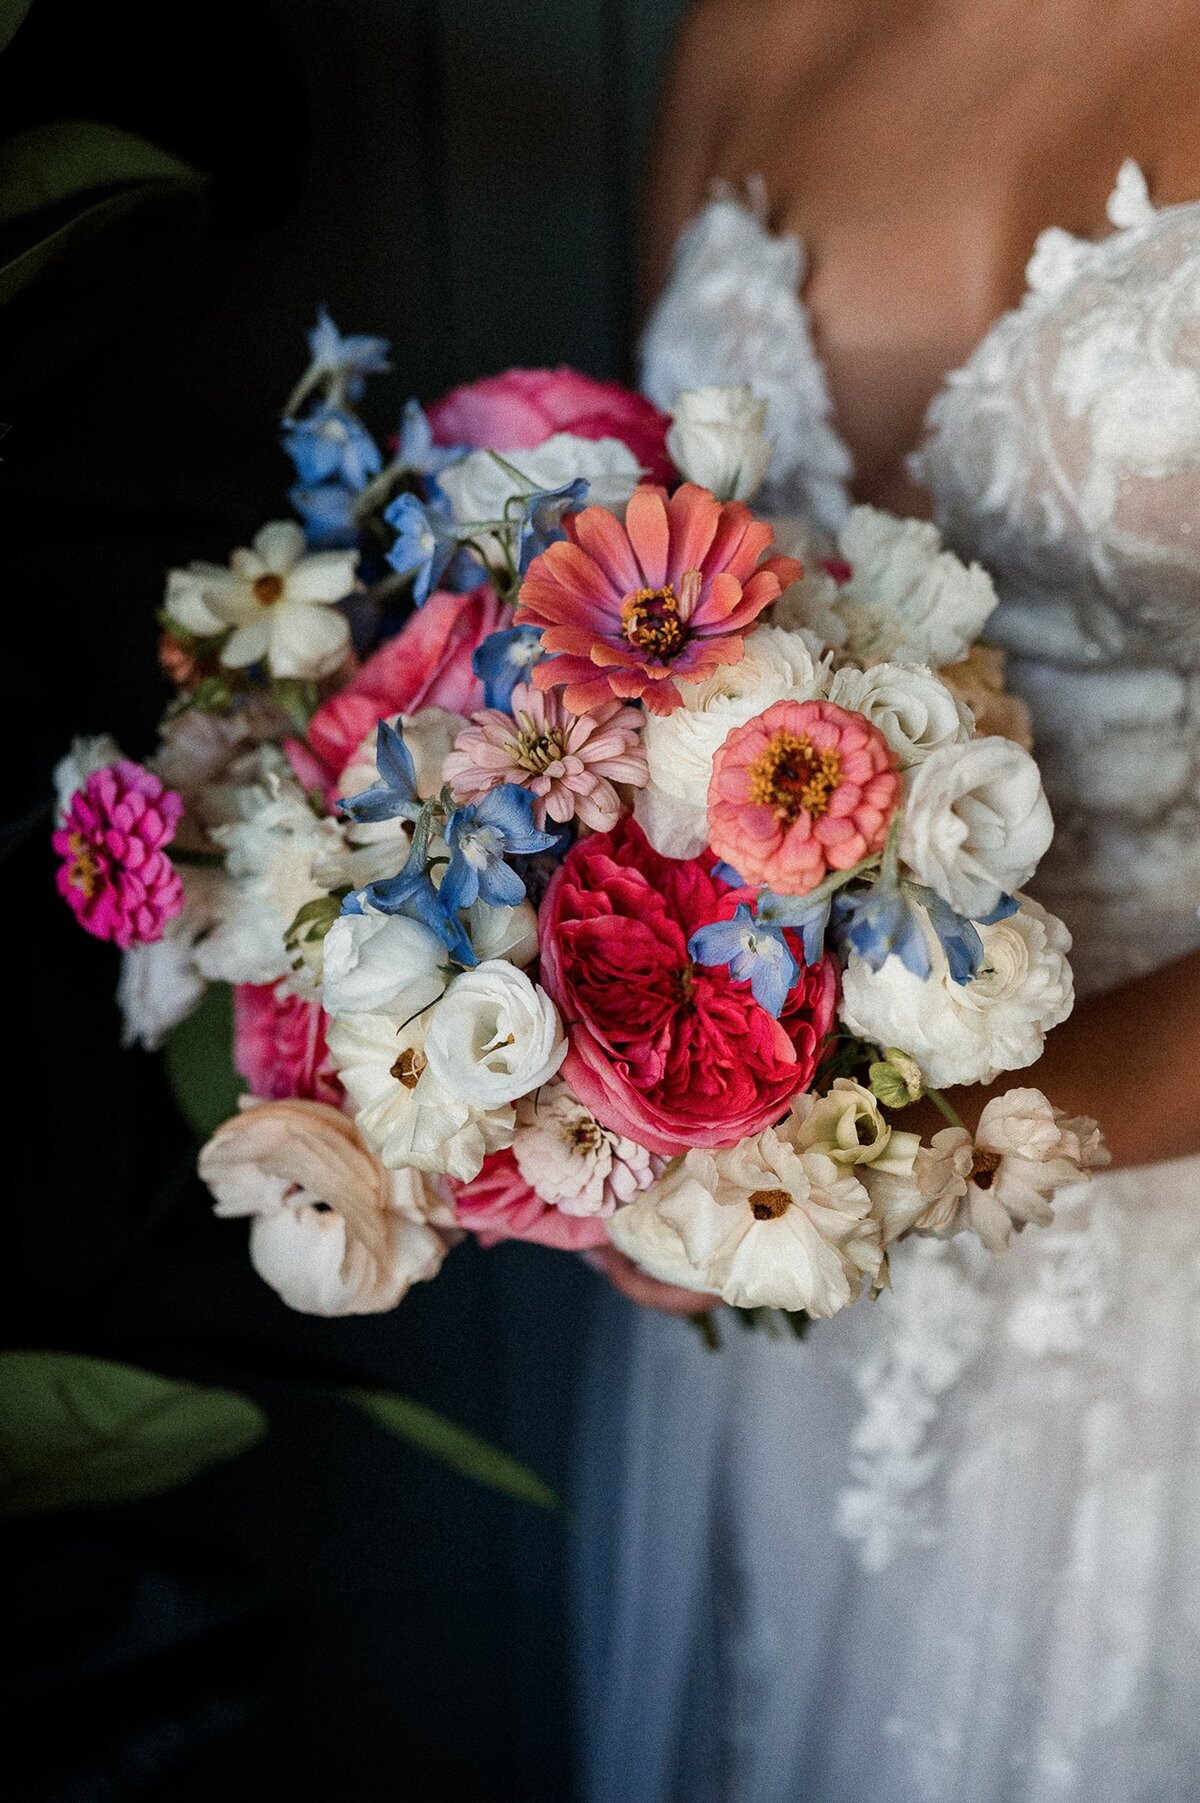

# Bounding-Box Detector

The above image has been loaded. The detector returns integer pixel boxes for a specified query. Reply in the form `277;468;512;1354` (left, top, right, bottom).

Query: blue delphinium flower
383;492;460;604
976;892;1019;926
440;786;557;915
756;887;835;968
337;720;423;827
690;904;799;1017
834;883;933;979
306;306;390;401
394;398;467;485
343;840;477;968
283;405;382;489
289;482;358;549
472;626;547;710
920;890;988;985
517;477;589;572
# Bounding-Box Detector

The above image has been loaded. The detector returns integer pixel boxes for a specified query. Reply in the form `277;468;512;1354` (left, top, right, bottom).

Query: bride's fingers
586;1244;720;1317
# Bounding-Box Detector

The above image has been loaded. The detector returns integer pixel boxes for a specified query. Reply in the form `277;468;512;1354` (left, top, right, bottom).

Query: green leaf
0;0;33;56
0;1351;266;1516
164;982;240;1141
343;1387;564;1515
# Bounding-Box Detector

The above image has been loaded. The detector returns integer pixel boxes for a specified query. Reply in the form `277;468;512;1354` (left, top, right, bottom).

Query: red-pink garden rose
451;1150;611;1251
428;367;674;486
538;818;837;1157
307;583;508;774
233;983;343;1107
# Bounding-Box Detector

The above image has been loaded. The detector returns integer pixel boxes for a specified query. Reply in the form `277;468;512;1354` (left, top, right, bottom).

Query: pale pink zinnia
443;682;647;832
54;760;185;948
514;482;803;716
708;698;901;895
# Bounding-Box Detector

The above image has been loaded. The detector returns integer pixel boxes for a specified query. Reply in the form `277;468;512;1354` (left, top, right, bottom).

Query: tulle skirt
573;1154;1200;1803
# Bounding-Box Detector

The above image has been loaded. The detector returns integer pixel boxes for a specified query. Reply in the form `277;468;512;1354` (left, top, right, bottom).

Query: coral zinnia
514;482;803;716
708;698;900;895
54;760;185;948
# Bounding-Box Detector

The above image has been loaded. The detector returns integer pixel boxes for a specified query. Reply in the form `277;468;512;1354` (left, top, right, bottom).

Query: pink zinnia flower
708;699;901;896
233;983;343;1107
514;483;803;717
450;1149;613;1251
54;760;185;949
443;681;647;832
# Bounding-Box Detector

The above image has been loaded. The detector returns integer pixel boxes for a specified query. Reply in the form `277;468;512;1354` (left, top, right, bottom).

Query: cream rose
900;736;1054;920
665;384;773;501
423;961;566;1109
826;662;971;767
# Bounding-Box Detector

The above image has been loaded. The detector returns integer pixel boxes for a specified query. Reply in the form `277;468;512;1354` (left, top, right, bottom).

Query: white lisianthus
512;1082;661;1217
200;1098;450;1316
423;961;566;1109
635;624;827;857
164;521;356;680
195;772;346;990
789;1078;920;1178
467;898;539;968
326;1008;515;1181
53;734;124;820
438;433;642;550
839;896;1075;1089
826;662;971;767
772;506;997;666
321;910;448;1020
609;1123;883;1316
900;735;1055;919
666;385;773;501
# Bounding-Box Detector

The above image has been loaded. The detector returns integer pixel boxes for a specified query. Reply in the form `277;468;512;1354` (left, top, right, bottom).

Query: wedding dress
573;162;1200;1803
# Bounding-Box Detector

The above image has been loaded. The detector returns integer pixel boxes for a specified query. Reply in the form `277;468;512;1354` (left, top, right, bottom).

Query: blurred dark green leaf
0;1351;266;1516
164;981;240;1141
344;1387;564;1515
0;0;32;56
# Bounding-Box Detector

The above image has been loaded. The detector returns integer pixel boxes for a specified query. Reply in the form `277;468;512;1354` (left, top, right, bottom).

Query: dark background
2;2;686;1796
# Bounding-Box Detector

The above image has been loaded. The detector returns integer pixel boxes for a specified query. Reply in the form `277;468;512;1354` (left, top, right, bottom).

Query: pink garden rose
233;983;343;1107
538;817;838;1157
451;1150;612;1251
54;760;185;949
307;583;508;774
428;366;674;485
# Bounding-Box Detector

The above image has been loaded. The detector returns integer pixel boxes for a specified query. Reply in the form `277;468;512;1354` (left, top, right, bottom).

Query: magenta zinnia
54;760;186;948
444;681;647;832
514;482;803;716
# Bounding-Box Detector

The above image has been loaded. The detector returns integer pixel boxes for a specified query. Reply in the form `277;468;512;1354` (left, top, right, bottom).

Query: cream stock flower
900;735;1055;920
665;384;773;501
199;1099;449;1315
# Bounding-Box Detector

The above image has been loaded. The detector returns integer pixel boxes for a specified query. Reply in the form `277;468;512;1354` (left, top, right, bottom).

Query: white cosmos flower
423;961;566;1109
666;385;773;501
826;662;971;767
200;1098;449;1316
321;910;448;1020
53;734;124;820
326;1007;515;1181
164;521;356;680
438;433;642;560
609;1123;883;1316
839;895;1075;1090
900;735;1055;919
512;1082;662;1217
635;624;828;857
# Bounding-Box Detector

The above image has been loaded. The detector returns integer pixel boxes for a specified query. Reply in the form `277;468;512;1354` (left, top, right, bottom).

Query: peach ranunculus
306;583;507;774
427;366;674;485
707;698;900;895
199;1099;451;1315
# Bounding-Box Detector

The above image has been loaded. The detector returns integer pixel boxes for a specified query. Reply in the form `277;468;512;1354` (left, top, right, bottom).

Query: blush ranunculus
306;583;508;774
538;818;837;1157
450;1150;612;1250
427;366;674;485
233;983;343;1107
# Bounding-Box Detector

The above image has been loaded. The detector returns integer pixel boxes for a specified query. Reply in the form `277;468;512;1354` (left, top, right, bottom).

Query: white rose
321;910;448;1019
900;735;1055;919
826;662;971;767
53;734;124;820
326;1008;515;1181
839;896;1075;1089
438;433;642;551
666;385;773;501
635;624;827;857
423;961;566;1109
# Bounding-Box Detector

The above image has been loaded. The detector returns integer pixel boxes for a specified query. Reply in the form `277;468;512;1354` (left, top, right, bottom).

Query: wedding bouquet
53;312;1108;1326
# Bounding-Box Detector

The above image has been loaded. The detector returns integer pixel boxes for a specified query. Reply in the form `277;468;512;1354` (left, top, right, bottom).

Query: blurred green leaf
0;1351;266;1516
0;0;33;56
0;118;199;232
165;982;240;1141
344;1387;564;1515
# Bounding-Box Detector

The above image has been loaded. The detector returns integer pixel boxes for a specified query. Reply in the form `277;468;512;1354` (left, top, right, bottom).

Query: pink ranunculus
708;698;901;896
427;367;674;486
538;817;838;1157
233;983;343;1107
306;583;508;774
54;759;185;949
450;1150;612;1251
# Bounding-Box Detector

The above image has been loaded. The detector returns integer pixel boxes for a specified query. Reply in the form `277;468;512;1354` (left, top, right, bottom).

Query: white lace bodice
641;163;1200;997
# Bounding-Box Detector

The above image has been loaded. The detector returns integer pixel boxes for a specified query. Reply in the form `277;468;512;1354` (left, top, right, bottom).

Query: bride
574;2;1200;1799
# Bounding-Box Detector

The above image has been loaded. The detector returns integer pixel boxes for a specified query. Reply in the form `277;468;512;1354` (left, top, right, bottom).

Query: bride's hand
587;1245;720;1316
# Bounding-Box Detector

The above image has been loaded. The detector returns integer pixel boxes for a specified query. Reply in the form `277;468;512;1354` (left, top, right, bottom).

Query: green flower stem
926;1087;968;1131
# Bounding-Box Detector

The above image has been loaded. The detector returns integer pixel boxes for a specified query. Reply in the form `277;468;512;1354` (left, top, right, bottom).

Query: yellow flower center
565;1118;604;1155
970;1147;1002;1190
621;584;686;661
511;712;566;773
66;831;100;898
748;1187;792;1221
747;730;842;826
253;573;285;606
